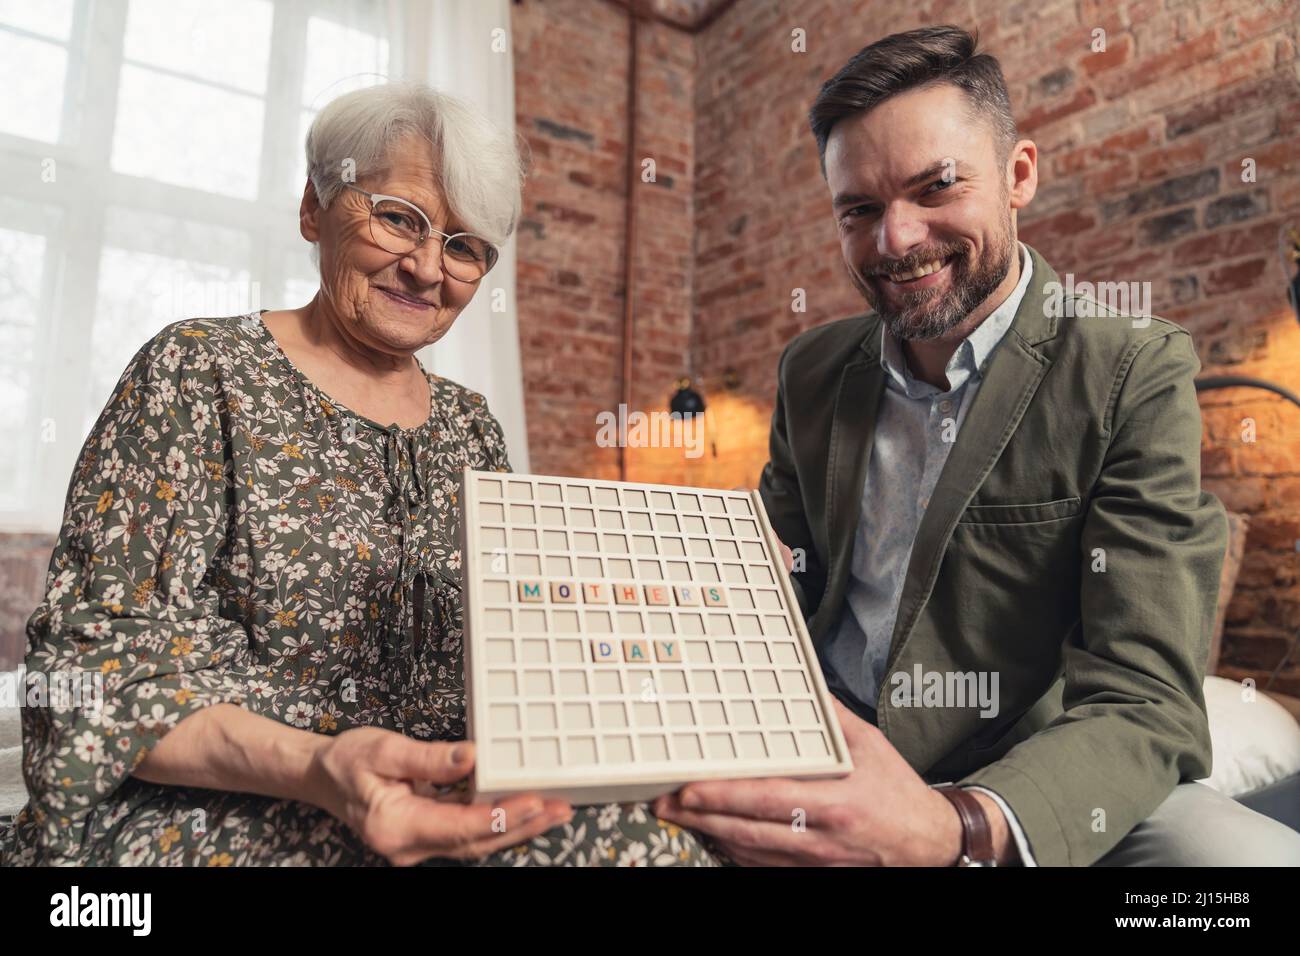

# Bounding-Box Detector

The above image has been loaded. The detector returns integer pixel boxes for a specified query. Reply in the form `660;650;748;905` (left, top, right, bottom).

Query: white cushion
1198;675;1300;797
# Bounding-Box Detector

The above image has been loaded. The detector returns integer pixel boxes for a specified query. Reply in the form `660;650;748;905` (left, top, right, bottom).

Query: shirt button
920;497;929;508
939;400;953;413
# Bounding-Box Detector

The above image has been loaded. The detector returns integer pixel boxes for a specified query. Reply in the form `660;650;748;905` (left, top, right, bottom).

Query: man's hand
654;699;1011;866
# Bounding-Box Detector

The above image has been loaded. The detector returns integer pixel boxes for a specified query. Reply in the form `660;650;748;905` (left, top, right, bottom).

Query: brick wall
513;0;1300;692
511;0;695;481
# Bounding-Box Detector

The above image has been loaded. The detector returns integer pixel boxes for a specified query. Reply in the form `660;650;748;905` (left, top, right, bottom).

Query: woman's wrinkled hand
309;726;571;866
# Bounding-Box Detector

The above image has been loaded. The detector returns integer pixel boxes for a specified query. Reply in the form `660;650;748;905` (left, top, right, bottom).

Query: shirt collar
880;241;1033;397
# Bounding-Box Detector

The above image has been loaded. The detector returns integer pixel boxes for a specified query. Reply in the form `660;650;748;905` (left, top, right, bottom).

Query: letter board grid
459;467;852;804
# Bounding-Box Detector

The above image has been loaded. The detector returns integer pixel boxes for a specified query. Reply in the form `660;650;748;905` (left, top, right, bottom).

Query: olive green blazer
758;242;1226;867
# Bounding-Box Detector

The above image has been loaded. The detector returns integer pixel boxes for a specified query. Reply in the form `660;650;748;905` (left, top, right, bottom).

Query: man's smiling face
825;82;1034;341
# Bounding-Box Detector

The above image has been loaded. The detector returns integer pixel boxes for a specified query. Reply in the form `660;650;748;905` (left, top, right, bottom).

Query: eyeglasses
343;184;499;282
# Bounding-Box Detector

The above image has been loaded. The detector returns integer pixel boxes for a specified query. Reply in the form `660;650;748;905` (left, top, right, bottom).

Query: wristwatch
933;784;997;867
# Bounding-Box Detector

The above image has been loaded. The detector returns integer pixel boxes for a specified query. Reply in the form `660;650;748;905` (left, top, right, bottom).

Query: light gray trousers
1094;781;1300;866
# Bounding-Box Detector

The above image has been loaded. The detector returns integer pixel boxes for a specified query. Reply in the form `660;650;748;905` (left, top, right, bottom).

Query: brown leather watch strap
934;784;997;866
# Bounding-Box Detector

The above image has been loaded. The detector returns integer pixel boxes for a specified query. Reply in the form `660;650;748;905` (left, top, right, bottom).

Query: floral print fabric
0;313;718;867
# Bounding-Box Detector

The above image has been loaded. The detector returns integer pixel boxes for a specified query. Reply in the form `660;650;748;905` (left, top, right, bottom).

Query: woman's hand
309;727;572;866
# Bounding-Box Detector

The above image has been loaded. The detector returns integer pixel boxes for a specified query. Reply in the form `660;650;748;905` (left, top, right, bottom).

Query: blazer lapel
819;331;885;644
881;244;1061;678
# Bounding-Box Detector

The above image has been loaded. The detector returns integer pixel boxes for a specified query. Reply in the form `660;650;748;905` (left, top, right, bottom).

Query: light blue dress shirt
822;242;1039;864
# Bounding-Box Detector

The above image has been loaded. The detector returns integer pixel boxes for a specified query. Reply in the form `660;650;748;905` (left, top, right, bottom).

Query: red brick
1165;72;1296;140
1204;476;1268;514
1203;258;1270;297
1249;516;1300;552
1227;133;1300;181
1080;34;1133;75
1097;28;1220;98
1171;220;1283;267
1201;445;1237;478
1077;228;1135;263
1020;209;1098;247
1085;155;1137;194
1018;87;1099;133
1134;135;1211;182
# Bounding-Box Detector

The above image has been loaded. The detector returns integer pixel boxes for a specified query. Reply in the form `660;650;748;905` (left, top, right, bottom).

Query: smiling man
655;25;1300;866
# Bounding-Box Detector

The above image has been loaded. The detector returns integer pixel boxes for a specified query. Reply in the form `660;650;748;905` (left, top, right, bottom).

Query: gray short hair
305;81;525;247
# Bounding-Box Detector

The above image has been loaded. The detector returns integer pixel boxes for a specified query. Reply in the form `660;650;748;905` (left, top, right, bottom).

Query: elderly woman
1;82;718;866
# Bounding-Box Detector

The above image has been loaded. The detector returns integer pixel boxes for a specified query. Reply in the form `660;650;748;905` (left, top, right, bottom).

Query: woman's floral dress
0;313;720;866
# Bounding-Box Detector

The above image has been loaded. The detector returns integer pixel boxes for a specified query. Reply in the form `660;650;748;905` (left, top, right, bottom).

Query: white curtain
405;0;530;474
0;0;529;533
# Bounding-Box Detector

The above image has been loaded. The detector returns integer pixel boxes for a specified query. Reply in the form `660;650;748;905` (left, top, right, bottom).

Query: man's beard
847;213;1016;342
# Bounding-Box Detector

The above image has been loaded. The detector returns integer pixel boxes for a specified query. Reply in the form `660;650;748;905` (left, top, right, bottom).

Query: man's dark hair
809;25;1018;177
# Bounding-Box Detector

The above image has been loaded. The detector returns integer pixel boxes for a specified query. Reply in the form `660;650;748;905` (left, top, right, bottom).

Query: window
0;0;399;530
0;0;77;143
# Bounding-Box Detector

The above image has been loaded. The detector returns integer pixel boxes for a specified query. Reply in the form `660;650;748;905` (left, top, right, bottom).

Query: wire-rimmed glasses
344;184;499;282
